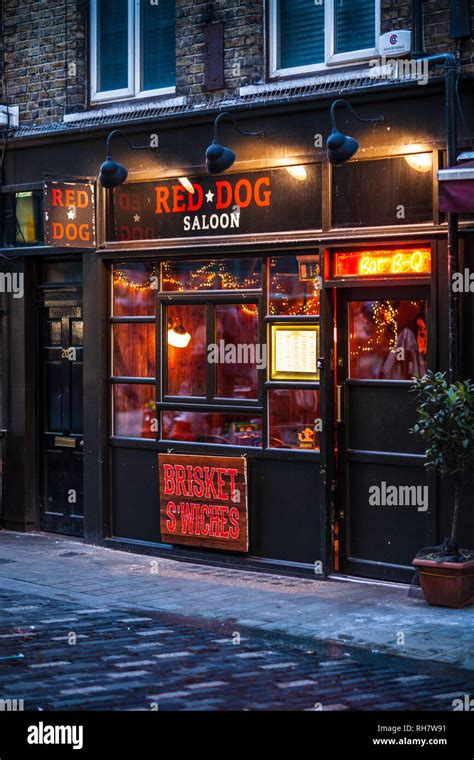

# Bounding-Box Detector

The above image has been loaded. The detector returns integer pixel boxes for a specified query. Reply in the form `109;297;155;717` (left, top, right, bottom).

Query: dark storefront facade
1;82;474;583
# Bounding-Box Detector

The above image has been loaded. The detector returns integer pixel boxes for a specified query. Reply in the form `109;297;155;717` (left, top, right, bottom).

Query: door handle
336;384;344;423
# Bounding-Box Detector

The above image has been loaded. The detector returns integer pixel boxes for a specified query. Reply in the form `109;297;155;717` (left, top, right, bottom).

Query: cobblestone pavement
0;588;472;711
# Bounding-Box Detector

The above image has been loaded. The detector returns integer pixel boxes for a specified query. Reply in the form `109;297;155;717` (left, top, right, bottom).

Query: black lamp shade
326;128;359;165
99;158;128;188
205;142;236;174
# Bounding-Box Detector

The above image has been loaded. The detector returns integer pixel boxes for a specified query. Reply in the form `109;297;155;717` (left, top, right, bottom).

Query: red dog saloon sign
113;164;322;240
44;180;96;248
159;453;248;552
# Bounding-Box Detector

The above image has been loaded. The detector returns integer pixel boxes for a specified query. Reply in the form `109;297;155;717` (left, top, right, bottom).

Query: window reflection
162;412;262;446
166;305;206;397
269;390;321;450
349;300;428;380
113;264;156;316
269;255;320;316
215;304;259;399
162;258;261;291
113;384;156;438
112;323;155;378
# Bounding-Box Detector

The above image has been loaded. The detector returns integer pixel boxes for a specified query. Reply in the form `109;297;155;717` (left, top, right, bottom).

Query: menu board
271;325;319;381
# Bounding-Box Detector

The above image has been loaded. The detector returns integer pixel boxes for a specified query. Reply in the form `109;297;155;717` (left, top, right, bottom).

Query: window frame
268;0;381;79
90;0;176;104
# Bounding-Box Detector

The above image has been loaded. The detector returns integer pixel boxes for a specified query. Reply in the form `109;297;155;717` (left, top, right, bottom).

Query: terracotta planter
413;557;474;608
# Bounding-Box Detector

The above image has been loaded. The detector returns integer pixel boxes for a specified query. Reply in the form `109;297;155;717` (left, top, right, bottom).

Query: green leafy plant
410;370;474;546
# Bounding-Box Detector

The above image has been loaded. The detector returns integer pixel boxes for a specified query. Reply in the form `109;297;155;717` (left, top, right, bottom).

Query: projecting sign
159;453;248;552
113;165;322;240
44;179;96;248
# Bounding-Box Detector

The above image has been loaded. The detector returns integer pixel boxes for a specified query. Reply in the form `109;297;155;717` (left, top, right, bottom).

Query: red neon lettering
155;186;171;214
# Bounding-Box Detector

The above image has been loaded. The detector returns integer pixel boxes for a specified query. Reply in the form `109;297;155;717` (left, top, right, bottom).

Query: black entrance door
336;286;435;582
39;304;84;536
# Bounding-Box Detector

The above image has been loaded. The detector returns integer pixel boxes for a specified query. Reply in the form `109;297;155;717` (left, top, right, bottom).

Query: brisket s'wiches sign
113;164;322;240
159;454;248;552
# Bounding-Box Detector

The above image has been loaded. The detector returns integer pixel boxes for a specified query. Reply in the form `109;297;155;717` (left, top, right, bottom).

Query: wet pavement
0;588;472;711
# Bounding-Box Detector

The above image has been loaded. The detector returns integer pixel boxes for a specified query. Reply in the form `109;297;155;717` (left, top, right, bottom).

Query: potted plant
410;371;474;607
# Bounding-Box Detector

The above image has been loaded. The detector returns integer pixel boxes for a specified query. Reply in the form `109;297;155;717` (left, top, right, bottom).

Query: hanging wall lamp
99;129;158;188
326;99;384;165
205;112;265;174
167;317;191;349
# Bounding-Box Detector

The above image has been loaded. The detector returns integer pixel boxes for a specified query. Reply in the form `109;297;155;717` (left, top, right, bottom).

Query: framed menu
270;324;320;381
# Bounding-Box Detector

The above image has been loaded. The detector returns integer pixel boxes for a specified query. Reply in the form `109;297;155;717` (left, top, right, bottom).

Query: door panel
336;287;436;582
40;305;84;536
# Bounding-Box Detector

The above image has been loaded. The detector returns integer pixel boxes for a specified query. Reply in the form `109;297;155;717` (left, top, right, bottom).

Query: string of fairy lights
113;260;320;316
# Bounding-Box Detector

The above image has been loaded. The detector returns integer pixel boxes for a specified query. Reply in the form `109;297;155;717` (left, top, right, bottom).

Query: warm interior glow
404;152;433;173
334;248;432;278
168;327;191;348
286;165;307;181
178;176;195;194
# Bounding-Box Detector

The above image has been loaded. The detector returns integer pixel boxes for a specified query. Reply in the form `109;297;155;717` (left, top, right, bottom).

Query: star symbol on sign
205;190;214;203
133;214;141;222
67;207;76;220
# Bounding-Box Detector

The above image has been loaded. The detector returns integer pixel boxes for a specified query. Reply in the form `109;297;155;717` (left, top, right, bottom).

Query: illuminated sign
44;180;96;248
271;324;320;381
112;165;322;240
159;453;248;552
333;248;431;278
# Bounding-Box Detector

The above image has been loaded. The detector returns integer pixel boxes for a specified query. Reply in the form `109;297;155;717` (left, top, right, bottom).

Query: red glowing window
333;248;431;278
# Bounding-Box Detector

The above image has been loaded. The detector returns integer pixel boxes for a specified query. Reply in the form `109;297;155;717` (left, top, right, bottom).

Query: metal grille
10;66;441;138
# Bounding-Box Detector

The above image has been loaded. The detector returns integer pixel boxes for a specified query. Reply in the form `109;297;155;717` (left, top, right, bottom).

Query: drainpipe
420;53;459;382
411;0;425;58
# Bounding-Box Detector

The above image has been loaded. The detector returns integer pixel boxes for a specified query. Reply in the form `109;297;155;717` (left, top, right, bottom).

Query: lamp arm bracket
213;112;265;142
330;99;384;130
106;129;157;157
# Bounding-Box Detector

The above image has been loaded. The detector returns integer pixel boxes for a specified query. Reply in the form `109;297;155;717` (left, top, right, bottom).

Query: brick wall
1;0;473;128
2;0;86;124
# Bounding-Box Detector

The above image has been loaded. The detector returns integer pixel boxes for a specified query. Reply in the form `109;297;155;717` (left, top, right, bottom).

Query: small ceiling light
326;99;384;166
178;177;195;194
167;317;191;349
286;165;307;181
99;130;157;189
405;152;433;172
205;112;265;174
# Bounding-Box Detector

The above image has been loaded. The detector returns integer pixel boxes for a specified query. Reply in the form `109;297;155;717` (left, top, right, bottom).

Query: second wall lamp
205;112;265;174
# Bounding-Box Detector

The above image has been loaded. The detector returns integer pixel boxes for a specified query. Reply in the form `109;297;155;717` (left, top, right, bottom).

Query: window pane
97;0;129;92
278;0;324;69
335;0;375;54
332;157;433;228
112;323;156;378
113;264;156;316
15;191;43;245
215;305;259;400
141;0;176;90
349;300;428;380
162;258;261;291
269;256;320;316
166;305;206;397
44;260;83;284
269;390;321;450
162;411;262;446
113;384;156;438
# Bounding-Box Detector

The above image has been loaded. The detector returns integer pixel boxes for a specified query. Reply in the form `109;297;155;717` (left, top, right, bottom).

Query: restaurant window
110;255;321;452
349;299;428;380
332;156;433;228
111;264;156;439
91;0;176;103
269;0;379;77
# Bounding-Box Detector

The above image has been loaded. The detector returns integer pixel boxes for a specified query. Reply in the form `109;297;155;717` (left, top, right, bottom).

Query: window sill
239;64;385;97
63;94;187;125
